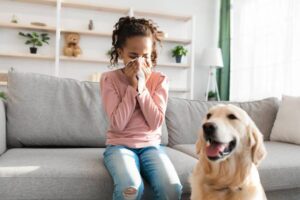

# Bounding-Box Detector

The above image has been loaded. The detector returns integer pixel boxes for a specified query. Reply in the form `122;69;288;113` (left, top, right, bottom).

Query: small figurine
11;15;18;24
88;19;94;30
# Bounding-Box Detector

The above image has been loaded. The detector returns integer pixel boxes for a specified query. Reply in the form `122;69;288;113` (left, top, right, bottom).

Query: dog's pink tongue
206;143;226;157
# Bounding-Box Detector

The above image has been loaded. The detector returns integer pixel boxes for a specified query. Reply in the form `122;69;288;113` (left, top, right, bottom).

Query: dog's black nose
203;122;217;138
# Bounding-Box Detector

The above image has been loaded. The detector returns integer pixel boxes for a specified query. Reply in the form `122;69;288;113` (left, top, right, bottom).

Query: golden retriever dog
190;104;267;200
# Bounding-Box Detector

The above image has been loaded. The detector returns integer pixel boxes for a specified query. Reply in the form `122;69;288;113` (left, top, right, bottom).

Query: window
231;0;300;101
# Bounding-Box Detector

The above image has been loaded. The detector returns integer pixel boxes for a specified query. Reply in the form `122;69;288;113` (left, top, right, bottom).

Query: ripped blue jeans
103;145;182;200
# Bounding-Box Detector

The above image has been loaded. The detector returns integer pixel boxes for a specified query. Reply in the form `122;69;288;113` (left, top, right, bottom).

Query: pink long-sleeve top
100;68;169;148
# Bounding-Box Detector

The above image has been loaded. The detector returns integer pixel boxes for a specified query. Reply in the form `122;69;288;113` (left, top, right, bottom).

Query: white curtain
230;0;300;101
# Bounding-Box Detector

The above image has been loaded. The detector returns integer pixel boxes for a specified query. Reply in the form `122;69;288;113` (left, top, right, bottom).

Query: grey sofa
0;71;299;200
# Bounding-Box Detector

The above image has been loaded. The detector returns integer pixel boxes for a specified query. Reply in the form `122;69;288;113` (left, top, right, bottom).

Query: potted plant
106;49;113;58
19;32;50;54
0;92;6;100
171;45;188;63
208;90;218;101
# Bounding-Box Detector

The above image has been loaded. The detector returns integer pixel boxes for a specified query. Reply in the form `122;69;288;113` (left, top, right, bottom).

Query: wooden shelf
0;52;55;60
134;10;192;21
0;22;56;32
61;1;129;14
161;37;191;45
12;0;56;6
0;82;7;86
157;62;190;68
0;23;190;45
60;56;110;64
13;0;129;13
12;0;191;21
0;22;191;48
60;29;190;44
61;29;111;37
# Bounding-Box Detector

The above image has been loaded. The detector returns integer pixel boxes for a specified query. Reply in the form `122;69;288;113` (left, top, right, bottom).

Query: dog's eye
207;113;212;119
227;114;238;120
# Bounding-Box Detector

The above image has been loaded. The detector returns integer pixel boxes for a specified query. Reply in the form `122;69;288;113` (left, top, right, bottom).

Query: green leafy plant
171;45;188;57
19;32;50;48
106;49;113;57
208;90;217;99
0;92;7;100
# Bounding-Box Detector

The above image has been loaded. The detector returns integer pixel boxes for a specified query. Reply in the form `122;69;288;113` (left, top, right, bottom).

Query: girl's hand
123;57;152;90
142;65;152;82
141;58;152;82
123;61;138;90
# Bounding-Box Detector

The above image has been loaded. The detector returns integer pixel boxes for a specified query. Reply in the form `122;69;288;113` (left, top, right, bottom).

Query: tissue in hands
125;57;146;93
137;65;145;93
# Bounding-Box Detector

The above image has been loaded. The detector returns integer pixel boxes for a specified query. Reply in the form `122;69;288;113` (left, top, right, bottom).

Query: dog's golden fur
190;104;267;200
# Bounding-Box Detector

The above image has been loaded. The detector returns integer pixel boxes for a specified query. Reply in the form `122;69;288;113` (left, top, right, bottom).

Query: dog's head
196;104;266;166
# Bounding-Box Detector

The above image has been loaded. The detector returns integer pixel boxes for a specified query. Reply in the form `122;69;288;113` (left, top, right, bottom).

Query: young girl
100;17;182;200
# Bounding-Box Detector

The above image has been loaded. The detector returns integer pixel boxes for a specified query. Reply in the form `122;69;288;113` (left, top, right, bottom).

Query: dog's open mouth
205;138;236;161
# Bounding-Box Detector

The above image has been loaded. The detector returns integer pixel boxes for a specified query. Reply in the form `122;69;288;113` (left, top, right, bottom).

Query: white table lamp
201;48;224;101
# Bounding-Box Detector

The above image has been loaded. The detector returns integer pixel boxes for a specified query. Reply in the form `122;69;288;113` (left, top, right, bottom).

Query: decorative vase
30;47;37;54
88;20;94;30
208;97;217;101
175;55;182;63
11;14;18;23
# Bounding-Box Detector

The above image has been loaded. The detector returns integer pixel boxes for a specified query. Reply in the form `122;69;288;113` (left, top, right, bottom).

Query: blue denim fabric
103;145;182;200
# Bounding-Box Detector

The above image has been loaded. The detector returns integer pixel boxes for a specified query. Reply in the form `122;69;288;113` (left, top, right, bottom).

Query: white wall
0;0;220;100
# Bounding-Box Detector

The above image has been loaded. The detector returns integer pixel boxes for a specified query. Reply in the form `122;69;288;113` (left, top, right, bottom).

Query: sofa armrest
0;99;6;155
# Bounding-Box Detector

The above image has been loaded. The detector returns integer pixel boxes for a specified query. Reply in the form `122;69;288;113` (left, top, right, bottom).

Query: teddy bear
63;32;82;57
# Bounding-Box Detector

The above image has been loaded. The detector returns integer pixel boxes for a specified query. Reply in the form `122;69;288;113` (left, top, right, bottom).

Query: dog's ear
248;121;267;166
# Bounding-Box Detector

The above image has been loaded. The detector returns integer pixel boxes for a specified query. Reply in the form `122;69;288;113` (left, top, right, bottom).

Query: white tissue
136;57;145;93
137;66;145;93
125;57;146;93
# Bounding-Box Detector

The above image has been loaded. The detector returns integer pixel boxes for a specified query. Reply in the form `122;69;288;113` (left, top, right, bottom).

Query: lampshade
201;48;224;68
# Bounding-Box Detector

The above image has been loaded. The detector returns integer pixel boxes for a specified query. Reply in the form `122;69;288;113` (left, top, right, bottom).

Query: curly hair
109;16;161;67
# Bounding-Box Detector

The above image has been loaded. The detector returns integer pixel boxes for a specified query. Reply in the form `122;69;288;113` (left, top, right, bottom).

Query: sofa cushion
0;148;112;200
166;97;279;146
0;147;196;199
173;142;300;192
6;71;168;147
259;141;300;191
270;95;300;145
266;188;300;200
172;144;197;159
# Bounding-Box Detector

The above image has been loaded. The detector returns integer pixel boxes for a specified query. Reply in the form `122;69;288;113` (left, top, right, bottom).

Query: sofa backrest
165;97;280;146
6;71;168;148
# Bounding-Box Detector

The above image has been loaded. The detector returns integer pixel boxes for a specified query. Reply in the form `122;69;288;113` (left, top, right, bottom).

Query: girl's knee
122;186;140;200
115;184;144;200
